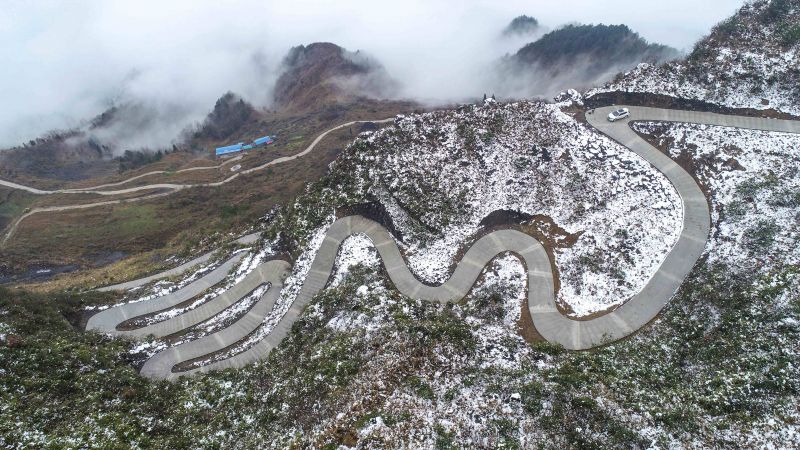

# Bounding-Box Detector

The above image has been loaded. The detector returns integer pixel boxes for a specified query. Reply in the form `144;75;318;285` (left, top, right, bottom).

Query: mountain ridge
494;23;680;97
588;0;800;116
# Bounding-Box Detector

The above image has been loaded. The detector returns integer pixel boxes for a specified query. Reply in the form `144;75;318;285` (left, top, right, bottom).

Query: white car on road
607;108;630;122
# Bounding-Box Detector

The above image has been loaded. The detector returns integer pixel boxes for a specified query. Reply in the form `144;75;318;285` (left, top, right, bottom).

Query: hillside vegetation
514;24;678;76
589;0;800;115
3;97;799;447
502;15;541;37
1;2;799;448
496;24;679;97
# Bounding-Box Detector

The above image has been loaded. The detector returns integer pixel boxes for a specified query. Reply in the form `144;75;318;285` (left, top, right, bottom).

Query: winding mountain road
96;231;261;293
0;118;394;246
86;105;800;380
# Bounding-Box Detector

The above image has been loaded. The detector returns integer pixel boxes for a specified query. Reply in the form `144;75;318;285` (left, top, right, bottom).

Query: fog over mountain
493;24;681;98
1;0;744;150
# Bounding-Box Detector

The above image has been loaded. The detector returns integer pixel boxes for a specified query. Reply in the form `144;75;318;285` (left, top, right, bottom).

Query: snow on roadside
352;101;682;316
208;215;337;360
121;241;278;359
468;253;526;328
121;242;275;330
171;282;272;346
465;253;530;371
83;259;217;312
588;56;800;117
632;121;800;271
141;243;275;324
354;253;548;446
330;234;380;287
87;250;244;312
587;1;800;116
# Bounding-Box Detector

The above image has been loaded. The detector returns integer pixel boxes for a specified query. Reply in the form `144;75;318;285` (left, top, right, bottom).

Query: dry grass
3;100;412;290
18;249;168;293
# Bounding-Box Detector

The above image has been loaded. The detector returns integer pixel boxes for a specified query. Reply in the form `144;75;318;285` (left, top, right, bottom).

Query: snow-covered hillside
633;121;800;272
339;100;682;316
588;0;800;116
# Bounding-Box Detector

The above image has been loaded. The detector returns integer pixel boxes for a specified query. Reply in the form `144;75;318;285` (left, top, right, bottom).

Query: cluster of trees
512;24;679;80
192;92;256;141
516;24;677;66
116;148;166;173
502;15;540;37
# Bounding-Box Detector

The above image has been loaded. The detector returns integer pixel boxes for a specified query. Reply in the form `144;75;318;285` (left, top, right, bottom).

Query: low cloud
0;0;744;150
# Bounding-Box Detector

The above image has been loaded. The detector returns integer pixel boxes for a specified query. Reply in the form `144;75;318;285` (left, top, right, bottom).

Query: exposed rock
273;42;398;112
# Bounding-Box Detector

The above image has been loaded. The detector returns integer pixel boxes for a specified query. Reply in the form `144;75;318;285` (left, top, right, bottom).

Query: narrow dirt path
1;118;394;246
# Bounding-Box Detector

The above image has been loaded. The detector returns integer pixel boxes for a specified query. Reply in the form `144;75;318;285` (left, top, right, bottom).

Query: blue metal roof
253;136;272;145
215;143;243;156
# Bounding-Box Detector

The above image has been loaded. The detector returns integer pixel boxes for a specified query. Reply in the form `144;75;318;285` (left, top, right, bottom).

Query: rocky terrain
273;42;399;113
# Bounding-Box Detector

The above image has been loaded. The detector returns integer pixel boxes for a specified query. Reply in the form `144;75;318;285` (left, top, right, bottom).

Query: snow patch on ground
588;2;800;116
330;234;381;287
0;322;11;344
211;215;337;360
633;121;800;271
126;244;275;328
122;241;277;358
467;254;529;371
349;101;682;316
172;282;271;346
348;253;552;447
469;254;526;329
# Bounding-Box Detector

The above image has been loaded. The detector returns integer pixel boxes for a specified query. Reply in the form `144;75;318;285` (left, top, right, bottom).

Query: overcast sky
0;0;744;149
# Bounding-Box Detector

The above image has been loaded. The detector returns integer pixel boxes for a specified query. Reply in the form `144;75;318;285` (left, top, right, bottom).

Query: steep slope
4;98;799;447
588;0;800;115
0;127;118;183
496;24;679;97
273;42;399;113
187;92;257;142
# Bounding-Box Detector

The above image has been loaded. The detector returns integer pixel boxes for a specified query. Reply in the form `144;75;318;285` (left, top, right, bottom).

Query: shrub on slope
589;0;800;115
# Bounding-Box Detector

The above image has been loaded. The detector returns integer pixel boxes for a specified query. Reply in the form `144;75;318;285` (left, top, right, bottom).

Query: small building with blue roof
254;136;273;146
215;143;244;157
215;135;274;157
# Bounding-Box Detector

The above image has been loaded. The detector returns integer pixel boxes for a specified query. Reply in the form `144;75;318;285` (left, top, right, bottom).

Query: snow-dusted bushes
589;0;800;116
633;121;800;272
333;100;681;316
